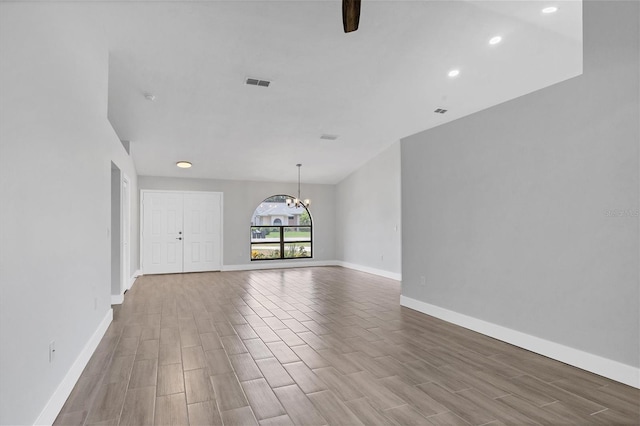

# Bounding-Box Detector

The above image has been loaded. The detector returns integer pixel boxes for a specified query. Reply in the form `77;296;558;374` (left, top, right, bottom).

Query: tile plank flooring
55;267;639;425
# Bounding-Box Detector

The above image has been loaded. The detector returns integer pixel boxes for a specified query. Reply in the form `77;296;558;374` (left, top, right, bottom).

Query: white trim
400;295;640;389
218;194;224;268
128;269;141;290
222;260;401;281
337;261;401;281
222;260;337;272
121;174;131;299
34;309;113;426
137;256;398;278
139;193;144;273
113;268;140;305
111;293;124;305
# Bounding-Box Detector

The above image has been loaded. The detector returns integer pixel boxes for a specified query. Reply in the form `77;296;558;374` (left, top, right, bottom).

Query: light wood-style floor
55;267;639;425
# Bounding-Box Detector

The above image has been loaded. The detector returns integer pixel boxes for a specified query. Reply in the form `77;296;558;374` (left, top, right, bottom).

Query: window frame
250;195;313;261
250;225;312;261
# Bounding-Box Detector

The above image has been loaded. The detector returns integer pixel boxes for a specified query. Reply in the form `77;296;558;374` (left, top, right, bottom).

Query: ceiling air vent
246;78;271;87
320;134;339;140
434;108;448;114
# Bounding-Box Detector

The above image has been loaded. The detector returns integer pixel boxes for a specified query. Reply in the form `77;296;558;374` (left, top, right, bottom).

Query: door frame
122;174;131;290
110;163;122;302
140;190;224;274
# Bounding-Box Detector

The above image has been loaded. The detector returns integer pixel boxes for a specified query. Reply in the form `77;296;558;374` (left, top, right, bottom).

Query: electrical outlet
420;276;426;286
49;341;56;363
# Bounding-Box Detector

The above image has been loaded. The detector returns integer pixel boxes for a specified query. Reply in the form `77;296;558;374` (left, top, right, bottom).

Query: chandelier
286;164;310;208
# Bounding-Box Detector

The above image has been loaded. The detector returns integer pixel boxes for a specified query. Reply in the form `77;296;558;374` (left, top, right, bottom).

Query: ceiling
104;0;583;184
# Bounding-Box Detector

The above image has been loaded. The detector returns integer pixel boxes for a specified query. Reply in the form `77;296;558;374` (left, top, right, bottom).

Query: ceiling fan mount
342;0;361;33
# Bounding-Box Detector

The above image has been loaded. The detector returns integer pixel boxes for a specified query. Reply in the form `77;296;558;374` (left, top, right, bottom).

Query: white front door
183;192;222;272
143;192;184;274
142;191;222;274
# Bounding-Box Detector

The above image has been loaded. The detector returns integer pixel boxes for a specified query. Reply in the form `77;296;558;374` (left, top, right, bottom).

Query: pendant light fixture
286;164;310;208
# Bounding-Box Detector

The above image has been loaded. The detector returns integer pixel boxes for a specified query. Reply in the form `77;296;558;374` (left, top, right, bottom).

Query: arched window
250;195;312;260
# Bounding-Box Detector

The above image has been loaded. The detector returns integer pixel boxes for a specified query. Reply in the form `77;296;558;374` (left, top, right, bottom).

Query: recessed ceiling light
489;36;502;45
448;69;460;78
542;6;558;14
176;161;192;168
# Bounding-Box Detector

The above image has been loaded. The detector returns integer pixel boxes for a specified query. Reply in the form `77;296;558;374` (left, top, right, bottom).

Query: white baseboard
112;270;140;305
400;295;640;389
337;261;401;281
221;260;401;282
111;293;124;305
128;270;141;290
34;309;113;425
222;260;337;272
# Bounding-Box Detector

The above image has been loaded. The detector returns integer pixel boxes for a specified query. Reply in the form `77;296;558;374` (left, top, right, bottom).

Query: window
250;195;312;260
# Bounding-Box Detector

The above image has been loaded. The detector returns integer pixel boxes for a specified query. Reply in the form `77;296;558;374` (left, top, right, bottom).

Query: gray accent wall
401;1;639;367
336;142;402;276
0;4;140;424
138;176;336;266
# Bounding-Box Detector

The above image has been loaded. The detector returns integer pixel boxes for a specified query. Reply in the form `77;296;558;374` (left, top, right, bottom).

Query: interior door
183;192;222;272
142;192;184;274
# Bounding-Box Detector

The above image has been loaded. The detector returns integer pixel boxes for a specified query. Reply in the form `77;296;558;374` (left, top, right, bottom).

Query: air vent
434;108;448;114
320;134;339;140
246;78;271;87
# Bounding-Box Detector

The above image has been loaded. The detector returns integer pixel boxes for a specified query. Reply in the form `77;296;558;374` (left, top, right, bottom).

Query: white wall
0;3;139;424
138;176;336;267
401;0;638;374
335;142;402;278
